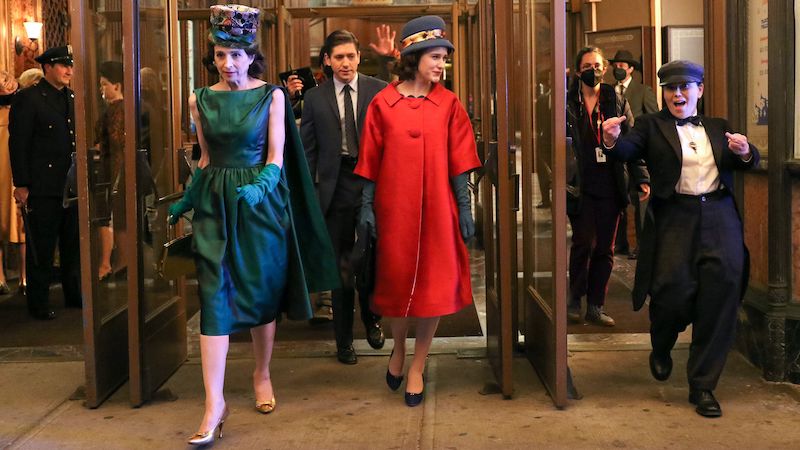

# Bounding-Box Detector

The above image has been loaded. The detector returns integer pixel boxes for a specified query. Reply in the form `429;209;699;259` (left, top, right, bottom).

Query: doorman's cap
34;45;73;66
657;60;704;86
399;15;454;56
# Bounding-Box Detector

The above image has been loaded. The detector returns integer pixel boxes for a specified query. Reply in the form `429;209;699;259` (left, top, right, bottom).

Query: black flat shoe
336;345;357;365
649;351;672;381
405;376;425;407
366;322;385;350
29;308;56;320
689;389;722;418
386;350;403;391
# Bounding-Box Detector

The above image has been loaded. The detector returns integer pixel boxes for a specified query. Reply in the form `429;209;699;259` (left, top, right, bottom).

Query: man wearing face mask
565;47;649;327
602;60;759;417
609;50;659;259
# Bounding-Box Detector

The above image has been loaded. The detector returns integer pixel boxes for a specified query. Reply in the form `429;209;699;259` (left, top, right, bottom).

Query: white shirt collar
333;73;359;95
619;77;632;89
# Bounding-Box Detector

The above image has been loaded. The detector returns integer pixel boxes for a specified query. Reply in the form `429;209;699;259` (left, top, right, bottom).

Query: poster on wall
747;0;768;154
586;27;655;90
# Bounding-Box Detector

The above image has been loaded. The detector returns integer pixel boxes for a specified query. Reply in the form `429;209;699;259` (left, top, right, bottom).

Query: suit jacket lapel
323;81;340;126
702;117;724;167
655;110;683;162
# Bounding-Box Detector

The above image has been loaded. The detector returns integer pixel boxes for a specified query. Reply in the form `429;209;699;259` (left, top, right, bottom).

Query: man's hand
13;187;28;206
285;74;304;99
725;132;751;158
638;183;651;202
601;116;627;148
369;24;399;59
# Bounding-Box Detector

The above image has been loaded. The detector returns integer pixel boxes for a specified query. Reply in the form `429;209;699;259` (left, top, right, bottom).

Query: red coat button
407;129;421;138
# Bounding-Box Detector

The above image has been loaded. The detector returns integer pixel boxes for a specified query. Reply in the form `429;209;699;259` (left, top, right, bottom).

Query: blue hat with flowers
399;15;454;56
209;4;260;49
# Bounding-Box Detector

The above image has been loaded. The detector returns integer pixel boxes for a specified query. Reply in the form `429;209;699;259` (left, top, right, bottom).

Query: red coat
355;81;481;317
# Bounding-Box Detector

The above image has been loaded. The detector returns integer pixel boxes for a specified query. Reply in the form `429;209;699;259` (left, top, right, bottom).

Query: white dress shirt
674;121;721;195
332;74;359;155
616;76;632;96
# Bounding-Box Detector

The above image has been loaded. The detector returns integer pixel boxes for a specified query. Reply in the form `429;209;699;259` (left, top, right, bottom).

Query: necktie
343;84;358;158
616;83;625;96
676;116;702;126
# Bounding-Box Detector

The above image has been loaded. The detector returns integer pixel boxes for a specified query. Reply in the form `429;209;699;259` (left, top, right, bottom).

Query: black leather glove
359;180;376;237
451;173;474;242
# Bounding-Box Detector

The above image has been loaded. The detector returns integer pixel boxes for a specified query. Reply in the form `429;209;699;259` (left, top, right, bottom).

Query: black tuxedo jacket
9;80;76;197
300;74;387;214
609;108;760;309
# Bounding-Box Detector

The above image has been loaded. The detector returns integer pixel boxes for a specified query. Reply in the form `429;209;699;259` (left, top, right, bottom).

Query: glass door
69;0;130;409
521;0;568;407
125;0;187;407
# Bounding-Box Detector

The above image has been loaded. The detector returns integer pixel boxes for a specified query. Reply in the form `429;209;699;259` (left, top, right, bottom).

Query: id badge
595;146;607;163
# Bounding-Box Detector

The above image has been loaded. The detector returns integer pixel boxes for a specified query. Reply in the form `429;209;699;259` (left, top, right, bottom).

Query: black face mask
613;68;627;82
580;69;603;87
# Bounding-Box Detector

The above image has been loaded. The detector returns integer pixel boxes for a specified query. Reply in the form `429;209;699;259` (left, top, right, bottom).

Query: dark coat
565;83;649;215
9;80;76;197
609;108;760;310
300;73;388;214
621;78;659;118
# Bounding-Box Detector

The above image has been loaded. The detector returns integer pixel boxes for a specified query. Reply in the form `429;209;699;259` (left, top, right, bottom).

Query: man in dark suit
609;50;659;259
602;60;759;417
9;46;82;320
301;30;388;364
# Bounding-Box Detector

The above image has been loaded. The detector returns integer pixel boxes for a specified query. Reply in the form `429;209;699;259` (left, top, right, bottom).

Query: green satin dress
193;84;291;335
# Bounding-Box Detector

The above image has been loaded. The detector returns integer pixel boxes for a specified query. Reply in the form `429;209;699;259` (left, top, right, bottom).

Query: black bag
352;222;376;298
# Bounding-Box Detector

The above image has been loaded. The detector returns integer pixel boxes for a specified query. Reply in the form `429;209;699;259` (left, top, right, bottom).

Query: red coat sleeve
447;99;481;177
354;100;383;182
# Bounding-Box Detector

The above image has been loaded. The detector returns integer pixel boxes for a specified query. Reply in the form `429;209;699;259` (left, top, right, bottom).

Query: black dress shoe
649;351;672;381
405;376;425;407
386;350;404;391
29;308;56;320
337;345;357;365
689;389;722;418
366;322;385;349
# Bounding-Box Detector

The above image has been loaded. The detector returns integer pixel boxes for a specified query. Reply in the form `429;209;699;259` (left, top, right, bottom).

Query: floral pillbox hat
209;4;260;49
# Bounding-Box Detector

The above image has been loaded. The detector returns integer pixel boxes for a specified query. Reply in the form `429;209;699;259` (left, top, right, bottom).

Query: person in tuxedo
602;60;759;417
301;30;388;364
9;46;82;320
609;50;658;259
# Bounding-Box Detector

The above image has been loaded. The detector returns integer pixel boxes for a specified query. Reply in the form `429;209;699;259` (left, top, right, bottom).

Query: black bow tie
676;116;702;126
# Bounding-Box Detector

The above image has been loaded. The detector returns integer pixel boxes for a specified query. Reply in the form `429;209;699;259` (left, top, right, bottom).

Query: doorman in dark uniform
301;30;387;364
602;60;759;417
9;45;82;320
609;50;659;259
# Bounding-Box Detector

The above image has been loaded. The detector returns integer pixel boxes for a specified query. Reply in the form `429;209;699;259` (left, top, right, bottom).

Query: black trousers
325;160;379;348
649;193;743;391
568;194;622;306
25;196;82;311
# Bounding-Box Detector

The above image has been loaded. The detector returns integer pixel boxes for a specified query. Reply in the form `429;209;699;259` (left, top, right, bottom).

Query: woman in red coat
354;15;481;407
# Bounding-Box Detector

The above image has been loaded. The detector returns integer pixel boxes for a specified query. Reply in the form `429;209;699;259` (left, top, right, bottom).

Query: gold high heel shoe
187;406;229;446
255;397;277;414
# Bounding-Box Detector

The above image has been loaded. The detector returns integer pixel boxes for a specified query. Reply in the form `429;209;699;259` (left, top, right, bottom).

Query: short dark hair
392;51;422;81
99;61;124;86
574;46;606;72
323;30;360;58
202;43;266;78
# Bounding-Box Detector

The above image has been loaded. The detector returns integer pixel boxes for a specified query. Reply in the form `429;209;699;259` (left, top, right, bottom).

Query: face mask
580;69;603;87
613;67;627;82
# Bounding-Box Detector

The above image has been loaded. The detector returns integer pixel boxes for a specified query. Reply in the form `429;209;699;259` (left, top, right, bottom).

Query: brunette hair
392;51;422;81
574;46;606;72
202;42;266;78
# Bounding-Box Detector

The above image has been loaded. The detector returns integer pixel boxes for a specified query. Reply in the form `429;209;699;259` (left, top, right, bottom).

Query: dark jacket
565;82;648;215
9;80;76;197
621;78;659;118
608;108;760;309
300;73;388;214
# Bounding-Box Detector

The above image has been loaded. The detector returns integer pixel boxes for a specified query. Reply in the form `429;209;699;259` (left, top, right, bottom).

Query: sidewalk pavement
2;339;800;450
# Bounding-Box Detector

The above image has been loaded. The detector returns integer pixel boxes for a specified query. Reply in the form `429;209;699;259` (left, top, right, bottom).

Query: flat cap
34;45;73;66
657;60;703;86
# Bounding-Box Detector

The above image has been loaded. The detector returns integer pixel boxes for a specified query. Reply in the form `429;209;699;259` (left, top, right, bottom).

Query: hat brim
400;39;454;57
659;75;703;86
34;57;73;67
609;58;638;68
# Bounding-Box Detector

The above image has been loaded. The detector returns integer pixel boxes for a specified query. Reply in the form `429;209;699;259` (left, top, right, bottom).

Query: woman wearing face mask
565;46;649;327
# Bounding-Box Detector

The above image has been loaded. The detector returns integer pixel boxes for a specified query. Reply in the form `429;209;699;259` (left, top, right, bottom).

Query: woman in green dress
168;5;337;445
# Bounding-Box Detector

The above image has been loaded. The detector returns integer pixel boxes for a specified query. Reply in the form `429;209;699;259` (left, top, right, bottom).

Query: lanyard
584;99;604;146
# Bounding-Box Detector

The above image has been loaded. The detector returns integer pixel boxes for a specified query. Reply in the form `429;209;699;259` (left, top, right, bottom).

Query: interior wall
661;0;703;26
9;0;41;77
594;0;650;32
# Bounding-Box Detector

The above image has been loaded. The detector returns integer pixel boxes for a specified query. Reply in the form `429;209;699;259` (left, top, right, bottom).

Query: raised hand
601;116;627;148
724;132;751;157
369;24;399;58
